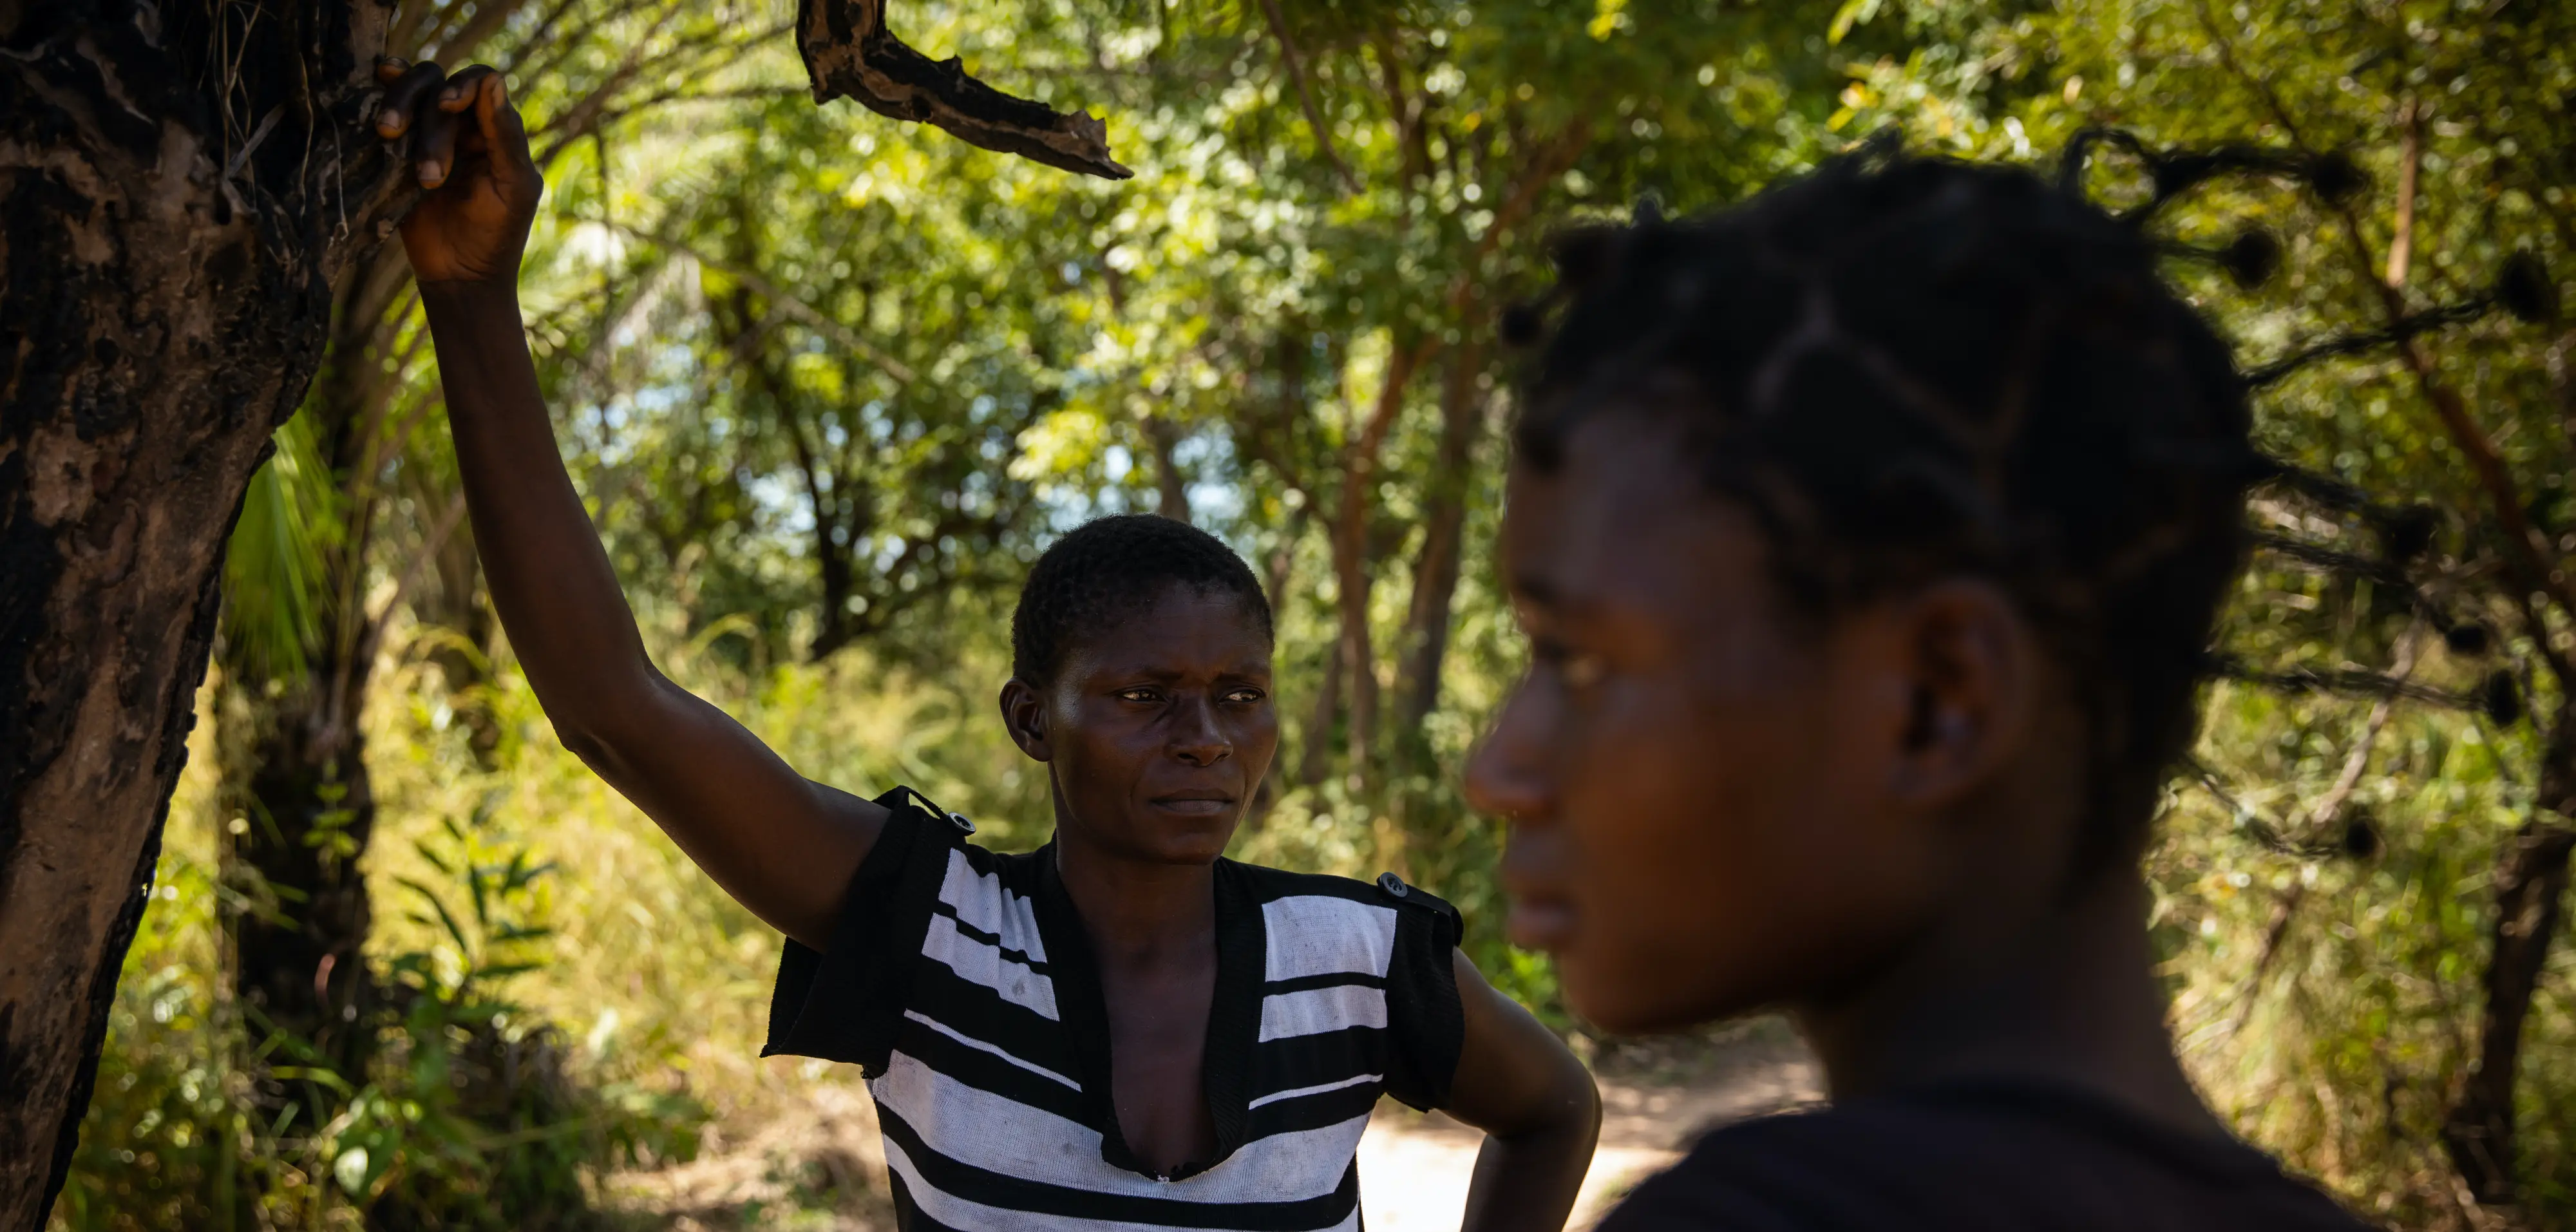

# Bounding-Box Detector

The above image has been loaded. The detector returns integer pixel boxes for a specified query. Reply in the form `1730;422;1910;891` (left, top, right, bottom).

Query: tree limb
1255;0;1361;196
796;0;1130;178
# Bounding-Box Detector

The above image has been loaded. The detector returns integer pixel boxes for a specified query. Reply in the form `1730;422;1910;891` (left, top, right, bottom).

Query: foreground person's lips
1506;895;1576;951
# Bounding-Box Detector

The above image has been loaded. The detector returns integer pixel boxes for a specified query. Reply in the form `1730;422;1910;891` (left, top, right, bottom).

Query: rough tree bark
0;3;413;1223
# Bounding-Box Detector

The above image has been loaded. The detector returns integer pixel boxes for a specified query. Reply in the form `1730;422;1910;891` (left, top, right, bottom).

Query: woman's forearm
1462;1112;1599;1232
420;279;657;739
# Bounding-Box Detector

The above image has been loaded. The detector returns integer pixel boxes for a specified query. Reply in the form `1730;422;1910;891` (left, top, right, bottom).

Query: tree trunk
1394;348;1486;736
0;5;409;1223
1297;636;1345;787
1146;414;1190;522
1325;343;1423;791
222;659;381;1099
2443;819;2575;1202
2443;705;2576;1203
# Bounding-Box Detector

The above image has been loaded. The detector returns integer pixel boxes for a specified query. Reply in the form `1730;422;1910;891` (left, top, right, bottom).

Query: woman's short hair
1012;514;1273;685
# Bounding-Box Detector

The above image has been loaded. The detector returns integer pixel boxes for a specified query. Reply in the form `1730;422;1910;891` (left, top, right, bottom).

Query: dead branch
796;0;1130;179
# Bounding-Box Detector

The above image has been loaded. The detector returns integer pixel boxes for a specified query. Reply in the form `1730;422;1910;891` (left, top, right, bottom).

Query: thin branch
2243;298;2494;387
2387;95;2420;288
2204;656;2473;710
1255;0;1361;196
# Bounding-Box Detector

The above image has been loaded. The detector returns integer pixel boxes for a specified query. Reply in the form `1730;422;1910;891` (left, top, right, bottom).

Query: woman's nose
1171;694;1232;766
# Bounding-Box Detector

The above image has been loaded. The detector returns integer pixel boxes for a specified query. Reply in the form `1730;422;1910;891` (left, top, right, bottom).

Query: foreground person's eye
1224;688;1266;704
1534;637;1605;692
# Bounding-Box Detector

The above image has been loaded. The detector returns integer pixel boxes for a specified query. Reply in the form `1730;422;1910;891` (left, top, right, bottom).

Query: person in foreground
1465;150;2378;1229
374;59;1598;1232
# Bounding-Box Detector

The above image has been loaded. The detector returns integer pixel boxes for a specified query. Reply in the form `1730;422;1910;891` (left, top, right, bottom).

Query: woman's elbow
1557;1059;1604;1141
535;672;669;764
1501;1053;1602;1146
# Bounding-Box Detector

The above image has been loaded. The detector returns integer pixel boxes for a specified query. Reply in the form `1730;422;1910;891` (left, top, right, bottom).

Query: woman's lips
1151;795;1235;817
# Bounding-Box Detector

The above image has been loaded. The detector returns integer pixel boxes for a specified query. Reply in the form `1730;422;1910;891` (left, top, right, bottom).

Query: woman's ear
1885;578;2038;808
999;677;1054;761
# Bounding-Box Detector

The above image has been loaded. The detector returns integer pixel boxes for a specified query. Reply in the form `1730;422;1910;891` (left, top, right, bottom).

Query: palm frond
223;409;344;683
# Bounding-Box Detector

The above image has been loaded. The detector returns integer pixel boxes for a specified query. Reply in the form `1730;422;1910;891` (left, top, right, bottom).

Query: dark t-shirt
1598;1079;2376;1231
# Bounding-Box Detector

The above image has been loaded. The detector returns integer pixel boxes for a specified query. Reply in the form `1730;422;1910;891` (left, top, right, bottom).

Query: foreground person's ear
999;677;1054;761
1884;578;2038;807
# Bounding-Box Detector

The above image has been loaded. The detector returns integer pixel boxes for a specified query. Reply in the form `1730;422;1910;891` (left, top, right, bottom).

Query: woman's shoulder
1601;1082;2376;1232
1226;858;1457;920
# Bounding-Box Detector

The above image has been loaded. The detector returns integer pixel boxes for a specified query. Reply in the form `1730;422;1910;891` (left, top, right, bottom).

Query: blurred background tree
44;0;2576;1228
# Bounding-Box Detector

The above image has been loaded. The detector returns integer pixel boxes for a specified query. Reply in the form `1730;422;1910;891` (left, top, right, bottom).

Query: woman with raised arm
374;57;1597;1232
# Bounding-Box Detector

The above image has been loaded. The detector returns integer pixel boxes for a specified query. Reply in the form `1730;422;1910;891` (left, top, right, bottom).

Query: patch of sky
1175;433;1244;528
750;473;813;541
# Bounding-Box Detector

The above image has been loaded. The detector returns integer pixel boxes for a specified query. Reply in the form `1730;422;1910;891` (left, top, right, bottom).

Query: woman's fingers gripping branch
375;57;544;287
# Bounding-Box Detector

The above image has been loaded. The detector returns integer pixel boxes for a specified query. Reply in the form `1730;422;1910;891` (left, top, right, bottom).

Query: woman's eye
1117;688;1160;703
1225;688;1267;704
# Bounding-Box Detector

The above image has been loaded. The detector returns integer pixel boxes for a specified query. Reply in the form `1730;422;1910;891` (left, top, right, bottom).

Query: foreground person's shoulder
1597;1085;2379;1232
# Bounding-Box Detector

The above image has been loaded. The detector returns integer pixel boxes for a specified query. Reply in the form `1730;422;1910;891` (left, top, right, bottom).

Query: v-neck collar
1031;843;1265;1180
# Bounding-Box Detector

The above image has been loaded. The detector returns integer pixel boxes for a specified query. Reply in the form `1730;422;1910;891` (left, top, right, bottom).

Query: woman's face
1467;412;1959;1034
1004;584;1279;866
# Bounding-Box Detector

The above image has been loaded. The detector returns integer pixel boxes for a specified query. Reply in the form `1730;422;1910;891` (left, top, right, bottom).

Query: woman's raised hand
374;58;544;287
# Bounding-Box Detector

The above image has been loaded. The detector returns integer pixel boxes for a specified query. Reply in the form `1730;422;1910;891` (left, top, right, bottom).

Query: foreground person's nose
1464;685;1553;822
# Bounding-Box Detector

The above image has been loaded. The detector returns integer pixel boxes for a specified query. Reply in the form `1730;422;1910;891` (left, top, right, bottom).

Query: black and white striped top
766;787;1466;1231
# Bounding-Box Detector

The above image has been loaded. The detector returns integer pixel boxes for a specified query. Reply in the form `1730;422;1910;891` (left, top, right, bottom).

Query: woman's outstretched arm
378;59;883;948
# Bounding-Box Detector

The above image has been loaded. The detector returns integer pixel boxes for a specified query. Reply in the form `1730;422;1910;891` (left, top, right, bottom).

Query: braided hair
1512;149;2262;872
1011;514;1274;685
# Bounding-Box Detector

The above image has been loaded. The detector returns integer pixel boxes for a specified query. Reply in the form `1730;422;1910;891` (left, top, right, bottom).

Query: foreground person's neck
1793;871;2224;1138
1053;833;1218;965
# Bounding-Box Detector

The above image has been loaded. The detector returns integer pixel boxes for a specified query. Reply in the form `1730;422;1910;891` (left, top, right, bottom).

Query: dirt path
607;1021;1819;1231
1359;1020;1819;1230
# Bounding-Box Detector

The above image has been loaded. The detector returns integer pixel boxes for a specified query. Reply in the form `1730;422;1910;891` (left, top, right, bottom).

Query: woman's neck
1052;829;1218;966
1792;871;2223;1137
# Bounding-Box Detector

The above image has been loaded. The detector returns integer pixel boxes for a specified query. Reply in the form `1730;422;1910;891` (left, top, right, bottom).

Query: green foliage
83;0;2576;1224
224;410;344;687
57;708;709;1232
1830;0;2576;1217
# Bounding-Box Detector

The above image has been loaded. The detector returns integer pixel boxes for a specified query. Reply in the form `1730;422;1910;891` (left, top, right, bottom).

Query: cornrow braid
1512;147;2264;874
1012;514;1274;685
